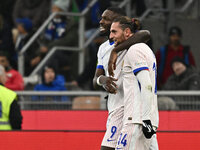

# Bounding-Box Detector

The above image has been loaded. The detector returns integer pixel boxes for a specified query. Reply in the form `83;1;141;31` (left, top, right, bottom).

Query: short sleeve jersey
97;40;127;113
122;43;159;127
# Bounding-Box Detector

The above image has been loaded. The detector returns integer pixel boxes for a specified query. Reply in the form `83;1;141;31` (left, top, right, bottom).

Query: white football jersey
97;40;127;113
122;43;159;127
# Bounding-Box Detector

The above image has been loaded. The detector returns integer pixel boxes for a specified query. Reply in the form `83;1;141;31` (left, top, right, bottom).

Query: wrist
97;75;103;86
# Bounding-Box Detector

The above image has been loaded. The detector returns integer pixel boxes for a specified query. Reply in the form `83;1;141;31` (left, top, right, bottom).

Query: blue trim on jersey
133;67;149;75
138;81;141;91
96;65;104;70
109;41;114;45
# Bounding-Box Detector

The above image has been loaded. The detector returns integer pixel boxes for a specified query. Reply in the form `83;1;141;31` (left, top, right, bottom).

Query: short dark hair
113;16;141;33
41;64;57;84
106;7;126;16
169;26;182;37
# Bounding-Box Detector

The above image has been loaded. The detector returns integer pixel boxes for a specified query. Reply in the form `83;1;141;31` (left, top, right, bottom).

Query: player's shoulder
129;43;149;50
129;43;151;53
98;40;114;56
99;40;110;50
97;40;108;57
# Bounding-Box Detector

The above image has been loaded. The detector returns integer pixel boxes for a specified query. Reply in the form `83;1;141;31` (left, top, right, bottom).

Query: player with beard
93;7;150;150
109;16;159;150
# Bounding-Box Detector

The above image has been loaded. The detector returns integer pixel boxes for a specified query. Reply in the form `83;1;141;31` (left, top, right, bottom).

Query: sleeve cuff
96;65;104;70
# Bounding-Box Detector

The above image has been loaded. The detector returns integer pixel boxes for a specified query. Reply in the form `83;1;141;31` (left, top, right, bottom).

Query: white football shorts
101;106;124;148
115;123;158;150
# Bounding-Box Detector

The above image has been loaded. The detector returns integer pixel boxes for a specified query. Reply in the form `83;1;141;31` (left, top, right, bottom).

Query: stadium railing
139;0;194;21
18;0;131;76
16;90;200;110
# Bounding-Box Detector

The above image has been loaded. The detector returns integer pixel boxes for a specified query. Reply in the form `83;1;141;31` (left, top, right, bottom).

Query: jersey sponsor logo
135;62;147;66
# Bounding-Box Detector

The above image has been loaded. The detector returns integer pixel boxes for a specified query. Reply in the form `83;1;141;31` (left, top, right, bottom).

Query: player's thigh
149;134;159;150
101;107;124;148
116;124;151;150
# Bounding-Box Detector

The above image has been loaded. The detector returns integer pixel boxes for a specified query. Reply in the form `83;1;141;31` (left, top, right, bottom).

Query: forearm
136;70;152;120
113;30;150;53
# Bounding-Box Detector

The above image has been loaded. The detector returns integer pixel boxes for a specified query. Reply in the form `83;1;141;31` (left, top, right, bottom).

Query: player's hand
142;120;156;139
108;50;118;77
100;75;118;94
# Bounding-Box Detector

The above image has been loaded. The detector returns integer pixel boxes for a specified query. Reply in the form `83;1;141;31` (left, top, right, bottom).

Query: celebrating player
93;7;150;150
109;16;159;150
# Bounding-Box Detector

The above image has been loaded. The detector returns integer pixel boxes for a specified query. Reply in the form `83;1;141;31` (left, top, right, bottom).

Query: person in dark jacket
14;17;40;75
33;65;68;101
156;26;196;89
15;18;33;52
0;65;22;130
163;56;200;90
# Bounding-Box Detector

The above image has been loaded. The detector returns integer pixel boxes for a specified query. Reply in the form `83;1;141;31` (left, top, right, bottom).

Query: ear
124;28;131;37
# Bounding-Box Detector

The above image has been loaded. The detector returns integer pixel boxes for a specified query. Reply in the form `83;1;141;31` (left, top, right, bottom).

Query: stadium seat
72;96;101;109
158;96;179;110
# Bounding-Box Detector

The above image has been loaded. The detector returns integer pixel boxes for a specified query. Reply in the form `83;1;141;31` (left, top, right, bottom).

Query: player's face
99;10;118;36
110;22;126;46
44;68;55;84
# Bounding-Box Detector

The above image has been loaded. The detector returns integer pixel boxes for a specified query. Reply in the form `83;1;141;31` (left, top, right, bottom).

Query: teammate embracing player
109;16;159;150
93;7;150;150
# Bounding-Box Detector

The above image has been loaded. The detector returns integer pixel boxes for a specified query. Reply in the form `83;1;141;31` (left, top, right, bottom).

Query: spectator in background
34;65;68;101
0;65;22;130
13;0;51;29
14;18;40;75
15;18;33;52
38;0;69;54
42;0;69;42
0;14;16;68
163;57;200;90
30;1;75;80
0;52;24;91
156;26;196;89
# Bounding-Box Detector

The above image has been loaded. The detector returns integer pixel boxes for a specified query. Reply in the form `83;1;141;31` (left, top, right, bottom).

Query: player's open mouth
100;26;105;31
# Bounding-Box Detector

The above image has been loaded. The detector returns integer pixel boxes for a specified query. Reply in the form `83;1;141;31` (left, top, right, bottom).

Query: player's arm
128;45;155;138
93;68;118;94
135;70;152;121
135;70;155;139
94;45;118;94
108;30;150;76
